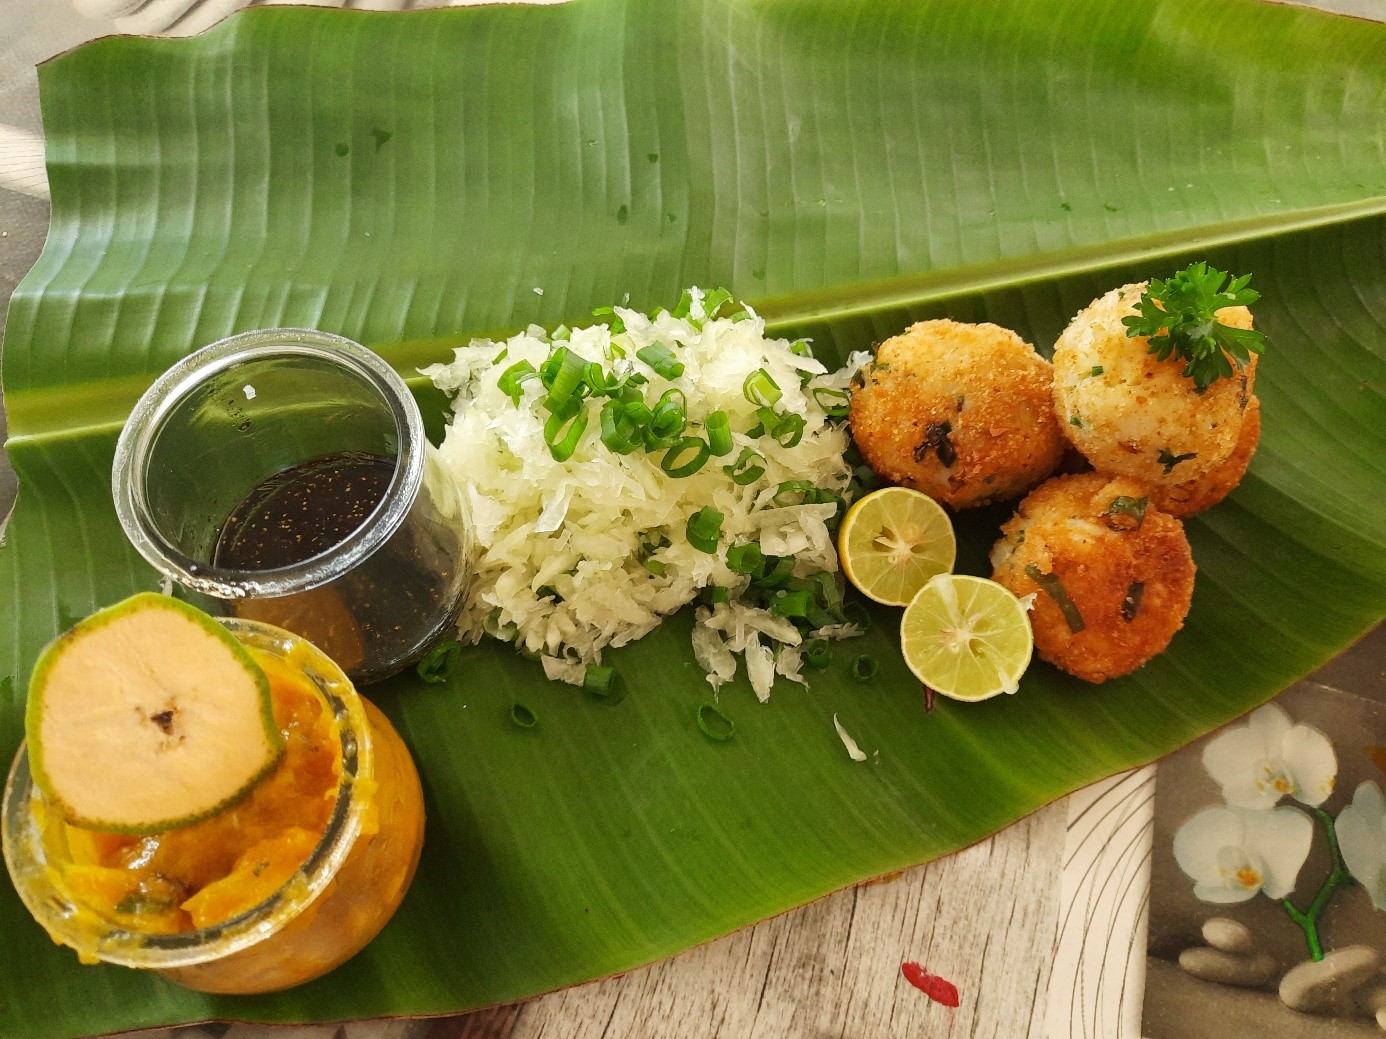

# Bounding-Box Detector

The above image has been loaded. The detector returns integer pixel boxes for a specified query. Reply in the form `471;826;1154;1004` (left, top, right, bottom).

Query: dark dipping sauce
214;452;394;570
212;451;465;683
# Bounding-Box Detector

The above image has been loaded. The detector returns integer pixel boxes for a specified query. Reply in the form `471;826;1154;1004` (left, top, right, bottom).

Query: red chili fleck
922;685;937;713
901;961;960;1007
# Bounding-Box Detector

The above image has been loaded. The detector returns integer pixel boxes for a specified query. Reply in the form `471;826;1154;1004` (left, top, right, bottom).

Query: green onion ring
696;702;735;742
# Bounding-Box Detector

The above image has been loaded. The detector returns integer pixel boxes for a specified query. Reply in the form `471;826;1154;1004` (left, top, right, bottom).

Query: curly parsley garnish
1122;262;1266;390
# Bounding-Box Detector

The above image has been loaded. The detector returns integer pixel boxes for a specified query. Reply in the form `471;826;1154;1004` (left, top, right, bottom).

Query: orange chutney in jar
9;620;426;994
60;656;341;934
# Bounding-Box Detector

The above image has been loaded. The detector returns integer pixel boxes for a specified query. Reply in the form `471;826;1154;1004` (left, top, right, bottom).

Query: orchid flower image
1336;781;1386;912
1175;704;1373;961
1173;805;1313;903
1201;704;1337;809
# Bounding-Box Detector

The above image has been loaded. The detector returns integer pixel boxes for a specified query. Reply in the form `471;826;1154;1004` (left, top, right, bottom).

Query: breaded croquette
849;320;1066;510
1052;284;1256;486
989;472;1195;683
1144;395;1261;517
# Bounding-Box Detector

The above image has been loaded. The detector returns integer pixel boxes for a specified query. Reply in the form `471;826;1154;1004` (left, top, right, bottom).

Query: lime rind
25;592;283;835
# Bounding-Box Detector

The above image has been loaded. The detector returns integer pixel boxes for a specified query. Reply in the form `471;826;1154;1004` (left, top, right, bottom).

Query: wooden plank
444;800;1068;1039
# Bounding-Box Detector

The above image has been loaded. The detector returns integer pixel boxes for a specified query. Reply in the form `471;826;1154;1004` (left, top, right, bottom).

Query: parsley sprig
1121;262;1266;390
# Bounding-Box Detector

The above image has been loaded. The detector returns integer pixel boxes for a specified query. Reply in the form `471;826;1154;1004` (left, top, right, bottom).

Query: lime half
900;574;1033;701
838;487;956;606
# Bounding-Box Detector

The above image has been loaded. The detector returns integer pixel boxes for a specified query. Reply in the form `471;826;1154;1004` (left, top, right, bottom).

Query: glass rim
111;328;425;600
1;617;373;970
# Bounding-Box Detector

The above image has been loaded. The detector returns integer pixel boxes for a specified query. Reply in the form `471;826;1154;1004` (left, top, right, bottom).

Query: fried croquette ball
1052;283;1257;486
1144;395;1261;517
849;320;1066;509
990;472;1195;683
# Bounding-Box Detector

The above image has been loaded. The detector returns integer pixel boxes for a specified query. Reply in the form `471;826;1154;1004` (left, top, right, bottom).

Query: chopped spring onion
497;360;538;404
745;406;781;439
701;585;732;605
416;640;463;683
772;480;837;508
686;507;724;553
788;339;813;358
599;399;643;454
671;290;695;320
583;665;626;704
771;413;806;448
851;654;880;682
646;388;688;446
770;589;813;619
725;542;765;575
700;287;734;320
660;436;711;478
1025;564;1086;633
591;305;626;333
1157;448;1198;475
705;410;733;456
723;447;767;485
510;703;539;729
543;401;589;462
642;558;667;576
804;639;832;669
637;343;685;379
542;347;588;405
806;570;843;614
696;702;735;742
743;368;783;407
1103;495;1149;532
812;386;851;418
754;556;796;589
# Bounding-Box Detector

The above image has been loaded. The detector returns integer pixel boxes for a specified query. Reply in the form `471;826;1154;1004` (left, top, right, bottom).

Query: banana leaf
2;1;1384;1036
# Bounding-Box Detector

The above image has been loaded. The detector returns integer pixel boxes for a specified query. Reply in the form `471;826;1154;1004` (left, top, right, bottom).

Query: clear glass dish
111;328;470;683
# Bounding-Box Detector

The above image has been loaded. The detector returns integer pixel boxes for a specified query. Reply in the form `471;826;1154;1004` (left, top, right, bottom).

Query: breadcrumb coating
990;472;1195;683
1052;283;1256;485
849;320;1065;510
1144;395;1261;517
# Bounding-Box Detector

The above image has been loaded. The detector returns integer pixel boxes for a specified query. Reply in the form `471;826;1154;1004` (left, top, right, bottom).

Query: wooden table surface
1;3;1380;1038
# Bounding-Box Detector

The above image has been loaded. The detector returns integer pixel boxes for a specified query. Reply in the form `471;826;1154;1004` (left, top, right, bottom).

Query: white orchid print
1175;702;1375;963
1201;703;1337;809
1173;805;1313;903
1336;781;1386;912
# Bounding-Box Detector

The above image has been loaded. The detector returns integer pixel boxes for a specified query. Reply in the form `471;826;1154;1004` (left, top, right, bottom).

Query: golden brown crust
989;472;1196;683
1144;395;1261;517
1052;284;1257;485
849;319;1066;510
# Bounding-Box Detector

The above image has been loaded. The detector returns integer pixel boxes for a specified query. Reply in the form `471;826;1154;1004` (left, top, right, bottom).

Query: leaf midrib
7;193;1384;447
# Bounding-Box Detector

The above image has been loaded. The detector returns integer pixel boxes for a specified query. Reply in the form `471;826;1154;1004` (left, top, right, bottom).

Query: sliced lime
900;574;1033;702
838;487;956;606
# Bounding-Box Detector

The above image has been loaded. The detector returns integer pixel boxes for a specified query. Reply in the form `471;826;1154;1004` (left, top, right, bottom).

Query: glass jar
112;328;470;683
1;618;426;995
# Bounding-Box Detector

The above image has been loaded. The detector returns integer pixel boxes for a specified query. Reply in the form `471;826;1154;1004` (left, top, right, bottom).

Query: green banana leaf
2;1;1384;1035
